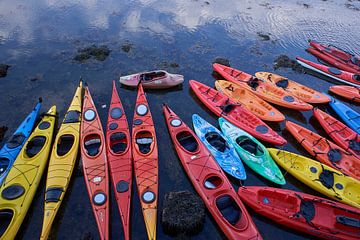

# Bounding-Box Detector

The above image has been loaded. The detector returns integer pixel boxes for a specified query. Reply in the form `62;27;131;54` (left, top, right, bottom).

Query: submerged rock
0;126;8;142
161;191;205;236
29;73;44;82
0;64;10;78
257;32;270;41
274;55;303;72
212;57;230;67
121;42;133;53
74;45;111;62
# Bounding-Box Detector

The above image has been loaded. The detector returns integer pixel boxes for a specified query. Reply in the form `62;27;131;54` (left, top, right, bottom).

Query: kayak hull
328;97;360;134
329;85;360;103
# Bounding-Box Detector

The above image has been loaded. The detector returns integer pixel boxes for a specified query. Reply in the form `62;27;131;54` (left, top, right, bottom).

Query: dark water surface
1;0;360;239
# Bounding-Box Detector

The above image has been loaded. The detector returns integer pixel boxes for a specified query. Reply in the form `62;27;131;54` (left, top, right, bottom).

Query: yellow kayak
268;148;360;209
0;106;57;239
40;81;83;239
255;72;330;104
215;80;285;122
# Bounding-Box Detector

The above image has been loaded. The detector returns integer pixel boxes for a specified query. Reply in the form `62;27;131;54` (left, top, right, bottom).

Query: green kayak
219;117;286;185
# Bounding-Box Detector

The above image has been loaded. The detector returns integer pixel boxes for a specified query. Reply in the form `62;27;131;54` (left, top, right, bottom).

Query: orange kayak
81;86;109;240
285;121;360;181
255;72;330;104
215;80;285;122
132;84;158;240
106;81;132;240
329;85;360;103
213;63;313;111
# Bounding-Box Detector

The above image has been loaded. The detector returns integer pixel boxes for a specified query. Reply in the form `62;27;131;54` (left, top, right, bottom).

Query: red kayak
132;84;158;240
313;108;360;158
81;86;109;240
163;104;262;240
213;63;313;111
286;121;360;181
106;81;132;240
189;80;286;145
329;85;360;103
308;40;360;74
296;57;360;87
238;186;360;240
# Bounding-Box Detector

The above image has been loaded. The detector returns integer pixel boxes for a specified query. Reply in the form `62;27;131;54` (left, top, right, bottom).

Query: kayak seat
63;110;81;123
45;187;64;203
136;137;153;154
327;149;342;163
141;71;166;81
0;210;13;238
318;169;335;189
236;137;263;156
336;215;360;228
220;104;236;113
275;79;289;89
216;195;241;226
84;138;101;156
349;140;360;151
25;136;46;158
6;133;26;149
112;143;127;153
247;78;260;90
110;133;127;153
205;132;227;153
176;132;198;153
57;135;75;156
299;200;315;223
0;158;10;175
353;74;360;82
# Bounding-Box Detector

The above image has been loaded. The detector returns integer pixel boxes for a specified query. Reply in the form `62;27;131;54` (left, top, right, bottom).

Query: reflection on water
0;0;360;239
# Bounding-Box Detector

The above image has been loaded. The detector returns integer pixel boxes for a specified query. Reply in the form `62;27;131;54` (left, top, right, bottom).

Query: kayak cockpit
236;136;264;156
6;133;26;149
25;136;46;158
0;209;13;238
0;158;10;175
176;131;198;153
56;134;75;156
84;134;102;157
140;71;166;82
110;132;128;154
216;195;248;229
135;131;154;155
205;132;228;153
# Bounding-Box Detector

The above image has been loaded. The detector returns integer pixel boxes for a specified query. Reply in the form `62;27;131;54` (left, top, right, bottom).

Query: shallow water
0;0;360;239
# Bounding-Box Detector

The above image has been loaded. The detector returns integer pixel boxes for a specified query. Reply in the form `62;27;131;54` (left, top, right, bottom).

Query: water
0;0;359;239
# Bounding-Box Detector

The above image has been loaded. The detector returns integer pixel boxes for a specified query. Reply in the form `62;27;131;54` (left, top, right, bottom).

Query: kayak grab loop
25;136;46;158
170;119;182;127
1;184;25;200
142;191;156;203
176;131;198;153
136;104;148;116
63;110;81;123
84;109;96;121
56;134;75;156
110;107;123;119
6;133;26;149
93;192;107;205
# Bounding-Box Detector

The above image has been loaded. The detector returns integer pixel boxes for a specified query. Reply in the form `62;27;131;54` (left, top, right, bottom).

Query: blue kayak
0;99;42;184
328;96;360;134
192;114;246;180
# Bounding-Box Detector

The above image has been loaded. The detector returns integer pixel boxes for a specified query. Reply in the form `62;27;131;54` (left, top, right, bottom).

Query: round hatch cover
2;185;25;200
84;109;96;121
109;123;118;130
136;104;148;116
134;119;143;125
38;121;51;130
110;108;123;119
171;119;182;127
142;191;156;203
116;180;129;193
93;192;107;205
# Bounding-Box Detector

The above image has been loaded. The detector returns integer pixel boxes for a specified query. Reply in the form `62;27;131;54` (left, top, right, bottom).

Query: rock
0;64;10;78
212;57;230;67
257;32;270;41
161;191;205;236
29;73;44;82
169;62;179;68
121;43;133;53
74;45;111;62
0;126;8;142
274;55;304;72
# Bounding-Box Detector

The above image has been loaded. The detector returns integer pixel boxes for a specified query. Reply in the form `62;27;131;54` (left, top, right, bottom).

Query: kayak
285;121;360;181
296;57;360;87
81;86;109;240
192;114;246;180
212;63;313;111
189;80;286;146
119;70;184;89
238;186;360;240
215;80;285;122
41;81;83;240
132;84;158;240
0;106;57;240
219;118;285;185
268;148;360;209
163;104;262;240
313;108;360;158
255;72;330;104
328;96;360;134
0;99;41;185
106;81;132;240
308;40;360;74
329;85;360;103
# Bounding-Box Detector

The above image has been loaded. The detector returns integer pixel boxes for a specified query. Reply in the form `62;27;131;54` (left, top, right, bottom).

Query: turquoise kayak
0;99;42;185
219;118;285;185
192;114;246;180
328;96;360;134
